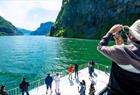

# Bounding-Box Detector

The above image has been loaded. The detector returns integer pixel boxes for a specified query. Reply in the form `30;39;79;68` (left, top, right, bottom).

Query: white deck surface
28;68;109;95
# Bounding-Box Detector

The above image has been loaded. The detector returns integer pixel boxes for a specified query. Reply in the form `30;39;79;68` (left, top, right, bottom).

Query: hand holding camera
109;24;123;34
109;24;129;39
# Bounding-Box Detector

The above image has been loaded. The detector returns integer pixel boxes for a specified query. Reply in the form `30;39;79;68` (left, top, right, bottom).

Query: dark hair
1;85;5;90
75;64;78;66
82;80;86;85
80;82;83;85
22;78;26;82
47;73;50;76
90;83;94;88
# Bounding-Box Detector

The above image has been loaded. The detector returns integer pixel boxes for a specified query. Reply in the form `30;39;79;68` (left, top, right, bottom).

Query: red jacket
68;65;73;72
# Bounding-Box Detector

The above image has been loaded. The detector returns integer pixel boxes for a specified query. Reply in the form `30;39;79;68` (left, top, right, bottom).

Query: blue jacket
45;76;53;85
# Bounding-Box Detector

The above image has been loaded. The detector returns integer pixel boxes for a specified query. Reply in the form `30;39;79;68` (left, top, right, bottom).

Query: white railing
7;87;20;95
95;63;111;74
7;71;62;95
7;64;111;95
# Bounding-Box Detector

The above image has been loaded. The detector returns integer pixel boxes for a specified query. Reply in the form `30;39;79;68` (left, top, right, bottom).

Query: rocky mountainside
31;22;54;35
0;16;23;36
50;0;140;39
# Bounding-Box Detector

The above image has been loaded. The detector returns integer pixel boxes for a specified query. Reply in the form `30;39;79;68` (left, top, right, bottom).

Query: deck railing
7;71;61;95
95;63;111;74
7;63;111;95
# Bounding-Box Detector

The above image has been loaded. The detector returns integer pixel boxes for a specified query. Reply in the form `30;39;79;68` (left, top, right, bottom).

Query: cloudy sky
0;0;62;30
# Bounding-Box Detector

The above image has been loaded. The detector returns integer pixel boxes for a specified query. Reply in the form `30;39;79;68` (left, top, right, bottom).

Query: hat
127;19;140;41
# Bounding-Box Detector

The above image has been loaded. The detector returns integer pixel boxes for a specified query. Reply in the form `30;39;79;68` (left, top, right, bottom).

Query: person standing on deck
74;64;79;78
88;83;95;95
82;80;86;95
91;60;95;74
19;78;30;95
54;73;60;93
68;64;73;80
88;62;94;79
78;82;85;95
45;73;53;94
97;20;140;95
0;85;8;95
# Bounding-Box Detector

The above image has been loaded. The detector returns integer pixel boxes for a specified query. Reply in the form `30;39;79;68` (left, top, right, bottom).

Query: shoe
51;90;53;93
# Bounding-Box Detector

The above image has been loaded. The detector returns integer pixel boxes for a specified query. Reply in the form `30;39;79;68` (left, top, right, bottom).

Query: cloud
0;0;62;30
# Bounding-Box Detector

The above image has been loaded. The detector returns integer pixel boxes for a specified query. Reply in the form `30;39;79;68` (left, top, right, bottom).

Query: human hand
108;24;123;34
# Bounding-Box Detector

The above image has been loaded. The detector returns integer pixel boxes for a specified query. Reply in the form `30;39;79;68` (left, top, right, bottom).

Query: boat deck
27;68;109;95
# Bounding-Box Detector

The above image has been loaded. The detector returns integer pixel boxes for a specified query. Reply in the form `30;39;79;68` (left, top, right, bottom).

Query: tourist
54;73;60;93
74;64;79;78
91;60;95;73
78;82;85;95
88;83;95;95
107;30;125;95
88;62;94;79
97;20;140;95
68;64;73;80
82;80;86;94
0;85;8;95
19;78;30;95
45;73;53;94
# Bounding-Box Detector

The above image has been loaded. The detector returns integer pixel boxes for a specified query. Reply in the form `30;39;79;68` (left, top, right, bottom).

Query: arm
97;25;129;65
97;24;123;54
97;24;123;47
98;32;112;46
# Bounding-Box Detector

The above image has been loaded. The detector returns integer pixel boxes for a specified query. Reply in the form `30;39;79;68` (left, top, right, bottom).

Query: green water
0;36;112;89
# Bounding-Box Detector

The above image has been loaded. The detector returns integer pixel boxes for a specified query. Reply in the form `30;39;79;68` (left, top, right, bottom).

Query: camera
113;26;129;39
113;31;122;39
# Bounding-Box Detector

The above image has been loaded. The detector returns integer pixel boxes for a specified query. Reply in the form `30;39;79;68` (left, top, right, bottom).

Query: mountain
31;22;54;35
18;28;32;35
50;0;140;39
0;16;23;36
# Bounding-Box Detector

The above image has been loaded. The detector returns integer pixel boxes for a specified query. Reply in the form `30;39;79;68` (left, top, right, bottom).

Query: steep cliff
0;16;23;36
31;22;54;35
50;0;140;39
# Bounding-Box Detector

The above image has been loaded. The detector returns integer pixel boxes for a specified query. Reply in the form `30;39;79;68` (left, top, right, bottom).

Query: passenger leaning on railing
97;19;140;95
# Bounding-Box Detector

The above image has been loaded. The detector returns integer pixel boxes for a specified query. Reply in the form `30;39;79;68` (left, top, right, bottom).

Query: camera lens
123;26;129;33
